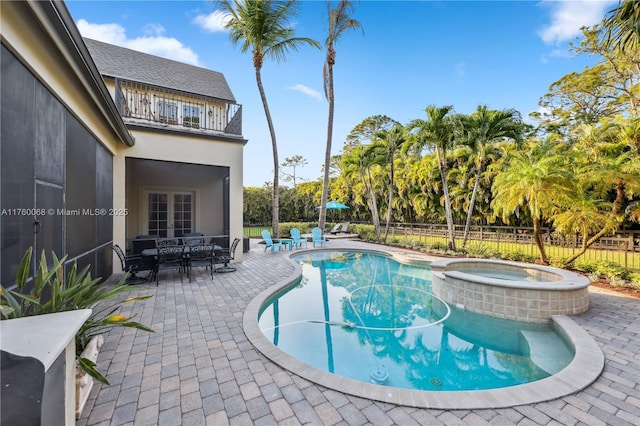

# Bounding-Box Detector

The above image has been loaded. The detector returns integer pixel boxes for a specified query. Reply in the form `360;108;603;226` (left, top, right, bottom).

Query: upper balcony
114;79;242;137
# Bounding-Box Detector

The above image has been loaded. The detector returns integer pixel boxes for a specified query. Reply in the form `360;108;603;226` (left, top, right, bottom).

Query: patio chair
311;227;327;248
261;230;283;252
330;222;350;234
328;223;342;234
112;244;153;284
187;243;214;282
183;232;205;246
132;237;157;255
290;228;308;249
214;238;240;272
155;238;185;286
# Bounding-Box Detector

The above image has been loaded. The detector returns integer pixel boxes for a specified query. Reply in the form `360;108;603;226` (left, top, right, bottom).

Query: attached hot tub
431;258;590;323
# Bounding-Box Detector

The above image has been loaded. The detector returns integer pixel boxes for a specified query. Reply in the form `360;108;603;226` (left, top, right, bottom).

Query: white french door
145;191;194;238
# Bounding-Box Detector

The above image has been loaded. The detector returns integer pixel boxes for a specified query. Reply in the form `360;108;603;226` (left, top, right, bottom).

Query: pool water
258;251;574;392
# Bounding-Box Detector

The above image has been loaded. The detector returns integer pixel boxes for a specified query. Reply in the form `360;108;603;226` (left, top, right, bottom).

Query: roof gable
84;38;236;103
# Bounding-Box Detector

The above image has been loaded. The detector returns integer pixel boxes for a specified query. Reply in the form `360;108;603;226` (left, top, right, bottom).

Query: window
157;101;178;124
182;105;200;129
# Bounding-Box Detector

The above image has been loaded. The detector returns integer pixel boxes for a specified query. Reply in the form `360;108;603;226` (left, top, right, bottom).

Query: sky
65;0;618;188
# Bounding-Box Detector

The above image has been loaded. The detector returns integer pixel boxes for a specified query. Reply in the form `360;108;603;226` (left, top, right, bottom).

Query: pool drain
430;377;443;386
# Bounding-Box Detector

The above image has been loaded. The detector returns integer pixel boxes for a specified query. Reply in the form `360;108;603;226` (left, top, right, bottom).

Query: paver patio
78;239;640;426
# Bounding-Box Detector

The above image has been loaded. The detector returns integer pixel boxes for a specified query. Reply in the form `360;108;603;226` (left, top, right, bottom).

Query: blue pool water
258;251;574;391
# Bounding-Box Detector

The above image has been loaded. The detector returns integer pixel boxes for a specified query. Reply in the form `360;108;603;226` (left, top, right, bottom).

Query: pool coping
243;248;605;409
431;257;591;291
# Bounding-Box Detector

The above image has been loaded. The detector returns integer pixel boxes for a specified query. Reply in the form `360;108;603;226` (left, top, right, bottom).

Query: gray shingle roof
84;38;236;103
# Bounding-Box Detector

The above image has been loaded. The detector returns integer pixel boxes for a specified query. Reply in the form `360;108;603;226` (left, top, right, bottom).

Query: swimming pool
258;251;572;391
244;248;604;408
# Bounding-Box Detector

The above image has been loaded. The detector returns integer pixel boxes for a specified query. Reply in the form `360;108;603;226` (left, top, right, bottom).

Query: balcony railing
114;79;242;136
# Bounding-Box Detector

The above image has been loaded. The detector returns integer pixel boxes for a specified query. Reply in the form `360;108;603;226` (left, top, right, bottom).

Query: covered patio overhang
124;158;230;252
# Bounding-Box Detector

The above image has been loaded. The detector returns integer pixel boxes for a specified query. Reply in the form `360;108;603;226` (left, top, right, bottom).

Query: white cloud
289;84;322;100
193;10;231;33
454;62;466;77
76;19;200;66
537;0;616;44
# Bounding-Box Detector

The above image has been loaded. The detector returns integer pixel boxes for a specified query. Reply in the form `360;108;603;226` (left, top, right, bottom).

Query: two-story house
1;0;246;284
84;38;246;253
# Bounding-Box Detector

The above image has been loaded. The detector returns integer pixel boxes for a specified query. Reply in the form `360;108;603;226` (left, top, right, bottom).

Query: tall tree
341;145;383;241
491;140;575;264
219;0;320;237
560;119;640;264
280;155;308;187
533;24;639;134
371;125;406;242
457;106;523;248
406;105;458;250
603;0;640;52
319;0;363;229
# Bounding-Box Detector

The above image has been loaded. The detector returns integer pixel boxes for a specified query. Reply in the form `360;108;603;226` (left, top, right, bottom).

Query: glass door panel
172;193;192;237
147;192;193;238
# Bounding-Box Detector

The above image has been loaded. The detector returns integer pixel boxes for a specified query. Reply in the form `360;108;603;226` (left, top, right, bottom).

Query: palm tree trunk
365;168;381;242
255;66;280;237
532;216;549;264
383;161;394;243
438;149;456;251
319;63;334;230
462;176;481;248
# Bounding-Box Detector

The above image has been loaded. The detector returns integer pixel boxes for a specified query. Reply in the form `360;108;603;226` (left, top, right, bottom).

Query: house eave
34;0;135;147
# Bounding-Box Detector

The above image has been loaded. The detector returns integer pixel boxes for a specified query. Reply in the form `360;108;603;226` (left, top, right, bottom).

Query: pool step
520;330;572;374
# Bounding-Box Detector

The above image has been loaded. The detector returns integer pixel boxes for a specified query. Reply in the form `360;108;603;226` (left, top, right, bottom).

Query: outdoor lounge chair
330;222;350;234
290;228;308;249
261;230;283;252
311;227;327;247
328;223;342;234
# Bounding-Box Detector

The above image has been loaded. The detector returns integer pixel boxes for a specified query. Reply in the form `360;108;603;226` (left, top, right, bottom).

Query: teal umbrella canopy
320;200;349;210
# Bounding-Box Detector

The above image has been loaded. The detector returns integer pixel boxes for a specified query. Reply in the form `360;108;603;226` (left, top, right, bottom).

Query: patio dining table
141;244;222;279
141;244;222;259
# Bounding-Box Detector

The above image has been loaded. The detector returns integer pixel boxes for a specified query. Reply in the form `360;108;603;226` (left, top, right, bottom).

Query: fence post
625;239;629;269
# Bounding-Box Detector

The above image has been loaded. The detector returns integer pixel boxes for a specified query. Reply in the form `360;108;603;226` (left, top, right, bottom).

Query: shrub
0;248;153;384
573;259;632;281
464;242;495;258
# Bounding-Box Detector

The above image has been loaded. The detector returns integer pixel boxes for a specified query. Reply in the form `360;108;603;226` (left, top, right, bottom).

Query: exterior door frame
139;187;198;237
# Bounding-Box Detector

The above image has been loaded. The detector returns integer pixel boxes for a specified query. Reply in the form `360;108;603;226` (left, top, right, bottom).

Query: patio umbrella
318;200;349;220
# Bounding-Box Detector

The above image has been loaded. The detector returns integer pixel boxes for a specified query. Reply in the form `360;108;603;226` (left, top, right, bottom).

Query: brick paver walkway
78;239;640;425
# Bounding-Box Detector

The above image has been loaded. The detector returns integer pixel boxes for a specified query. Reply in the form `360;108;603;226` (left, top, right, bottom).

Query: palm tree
603;0;640;52
491;141;575;264
457;106;523;248
341;145;383;241
371;125;406;242
219;0;320;237
319;0;363;229
560;119;640;264
406;105;458;250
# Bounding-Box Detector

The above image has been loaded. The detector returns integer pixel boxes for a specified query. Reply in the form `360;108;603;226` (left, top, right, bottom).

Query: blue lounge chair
290;228;308;249
261;230;283;252
311;227;327;248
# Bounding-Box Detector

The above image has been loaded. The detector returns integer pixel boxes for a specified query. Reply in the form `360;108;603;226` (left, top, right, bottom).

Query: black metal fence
245;222;640;270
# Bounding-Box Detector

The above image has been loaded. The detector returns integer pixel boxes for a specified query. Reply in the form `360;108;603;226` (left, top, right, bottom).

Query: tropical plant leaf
14;246;33;291
77;356;109;385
